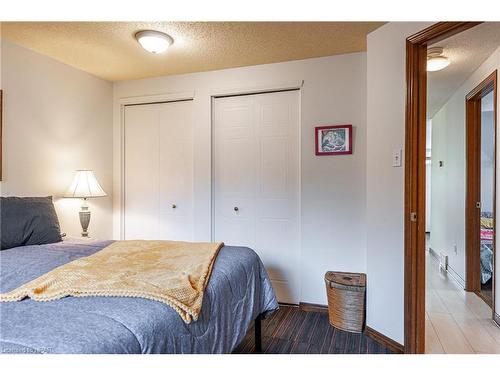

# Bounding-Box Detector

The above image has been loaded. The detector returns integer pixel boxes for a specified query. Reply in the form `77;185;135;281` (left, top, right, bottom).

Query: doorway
465;72;497;308
404;22;500;354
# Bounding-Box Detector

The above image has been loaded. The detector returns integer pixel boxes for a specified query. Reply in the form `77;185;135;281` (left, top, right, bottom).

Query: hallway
425;252;500;353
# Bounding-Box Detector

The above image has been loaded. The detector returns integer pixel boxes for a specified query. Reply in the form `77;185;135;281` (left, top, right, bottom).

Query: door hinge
410;212;417;222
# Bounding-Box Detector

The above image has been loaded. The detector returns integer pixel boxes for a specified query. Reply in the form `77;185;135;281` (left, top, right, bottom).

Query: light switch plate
392;148;402;167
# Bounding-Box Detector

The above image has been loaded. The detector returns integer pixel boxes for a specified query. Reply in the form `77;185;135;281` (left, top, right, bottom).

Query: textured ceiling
427;22;500;118
1;22;384;81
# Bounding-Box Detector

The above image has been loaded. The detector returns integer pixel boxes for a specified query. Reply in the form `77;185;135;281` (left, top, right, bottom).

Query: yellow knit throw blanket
0;240;224;323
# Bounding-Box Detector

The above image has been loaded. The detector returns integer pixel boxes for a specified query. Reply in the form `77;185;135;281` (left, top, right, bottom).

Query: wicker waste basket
325;271;366;333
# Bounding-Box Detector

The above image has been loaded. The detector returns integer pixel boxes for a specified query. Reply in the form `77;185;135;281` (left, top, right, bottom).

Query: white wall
426;162;432;232
481;110;495;213
430;107;452;271
426;120;432;232
114;53;368;304
0;40;113;239
366;22;433;345
429;45;500;291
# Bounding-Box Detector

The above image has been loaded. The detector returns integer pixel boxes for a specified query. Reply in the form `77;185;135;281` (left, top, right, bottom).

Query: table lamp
65;170;107;237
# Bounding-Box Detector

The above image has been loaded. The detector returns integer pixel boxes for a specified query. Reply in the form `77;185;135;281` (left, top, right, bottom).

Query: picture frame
315;124;353;156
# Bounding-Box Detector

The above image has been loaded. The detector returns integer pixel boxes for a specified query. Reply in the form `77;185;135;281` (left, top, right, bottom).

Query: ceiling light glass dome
427;47;450;72
135;30;174;54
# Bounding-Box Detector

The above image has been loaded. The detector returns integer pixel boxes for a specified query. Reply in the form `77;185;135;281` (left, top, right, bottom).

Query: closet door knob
172;204;177;209
234;207;239;212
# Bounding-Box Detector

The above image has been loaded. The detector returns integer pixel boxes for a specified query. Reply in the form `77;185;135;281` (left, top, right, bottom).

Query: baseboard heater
428;247;465;289
439;252;448;271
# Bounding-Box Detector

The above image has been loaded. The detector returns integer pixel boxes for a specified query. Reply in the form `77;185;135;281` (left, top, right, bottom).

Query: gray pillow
0;196;62;250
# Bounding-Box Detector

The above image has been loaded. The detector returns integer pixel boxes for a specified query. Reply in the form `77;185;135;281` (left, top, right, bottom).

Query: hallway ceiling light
427;47;450;72
135;30;174;54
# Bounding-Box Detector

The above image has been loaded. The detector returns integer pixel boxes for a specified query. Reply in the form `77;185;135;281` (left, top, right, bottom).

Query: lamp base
79;198;91;237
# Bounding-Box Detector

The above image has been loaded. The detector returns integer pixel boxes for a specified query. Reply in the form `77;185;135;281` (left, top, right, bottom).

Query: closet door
158;101;194;241
214;90;300;304
124;104;160;239
124;101;194;240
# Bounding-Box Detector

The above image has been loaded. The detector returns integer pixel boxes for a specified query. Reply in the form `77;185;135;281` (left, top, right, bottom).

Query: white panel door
214;90;300;304
124;101;194;240
124;104;160;239
158;101;194;241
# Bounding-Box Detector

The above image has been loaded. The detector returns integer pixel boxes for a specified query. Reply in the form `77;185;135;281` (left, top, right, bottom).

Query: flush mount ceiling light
135;30;174;54
427;47;450;72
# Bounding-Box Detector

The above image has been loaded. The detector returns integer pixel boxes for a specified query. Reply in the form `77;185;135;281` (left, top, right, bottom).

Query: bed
0;238;278;354
480;212;494;284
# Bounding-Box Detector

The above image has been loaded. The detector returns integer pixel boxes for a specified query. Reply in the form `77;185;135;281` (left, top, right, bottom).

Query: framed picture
315;124;352;156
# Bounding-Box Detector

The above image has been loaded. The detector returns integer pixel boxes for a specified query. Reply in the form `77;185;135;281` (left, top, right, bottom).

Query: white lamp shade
65;170;107;198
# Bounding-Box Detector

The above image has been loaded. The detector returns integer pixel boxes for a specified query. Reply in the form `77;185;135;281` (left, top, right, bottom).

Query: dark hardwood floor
233;305;396;354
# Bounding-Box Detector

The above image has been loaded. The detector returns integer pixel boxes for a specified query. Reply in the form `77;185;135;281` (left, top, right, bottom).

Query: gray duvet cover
0;240;278;354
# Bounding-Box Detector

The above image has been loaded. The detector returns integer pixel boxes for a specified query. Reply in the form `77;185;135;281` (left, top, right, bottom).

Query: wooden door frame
404;22;482;354
465;71;497;310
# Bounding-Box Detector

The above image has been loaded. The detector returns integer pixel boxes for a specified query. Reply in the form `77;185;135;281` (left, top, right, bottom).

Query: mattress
0;239;278;354
480;243;494;284
480;212;494;284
